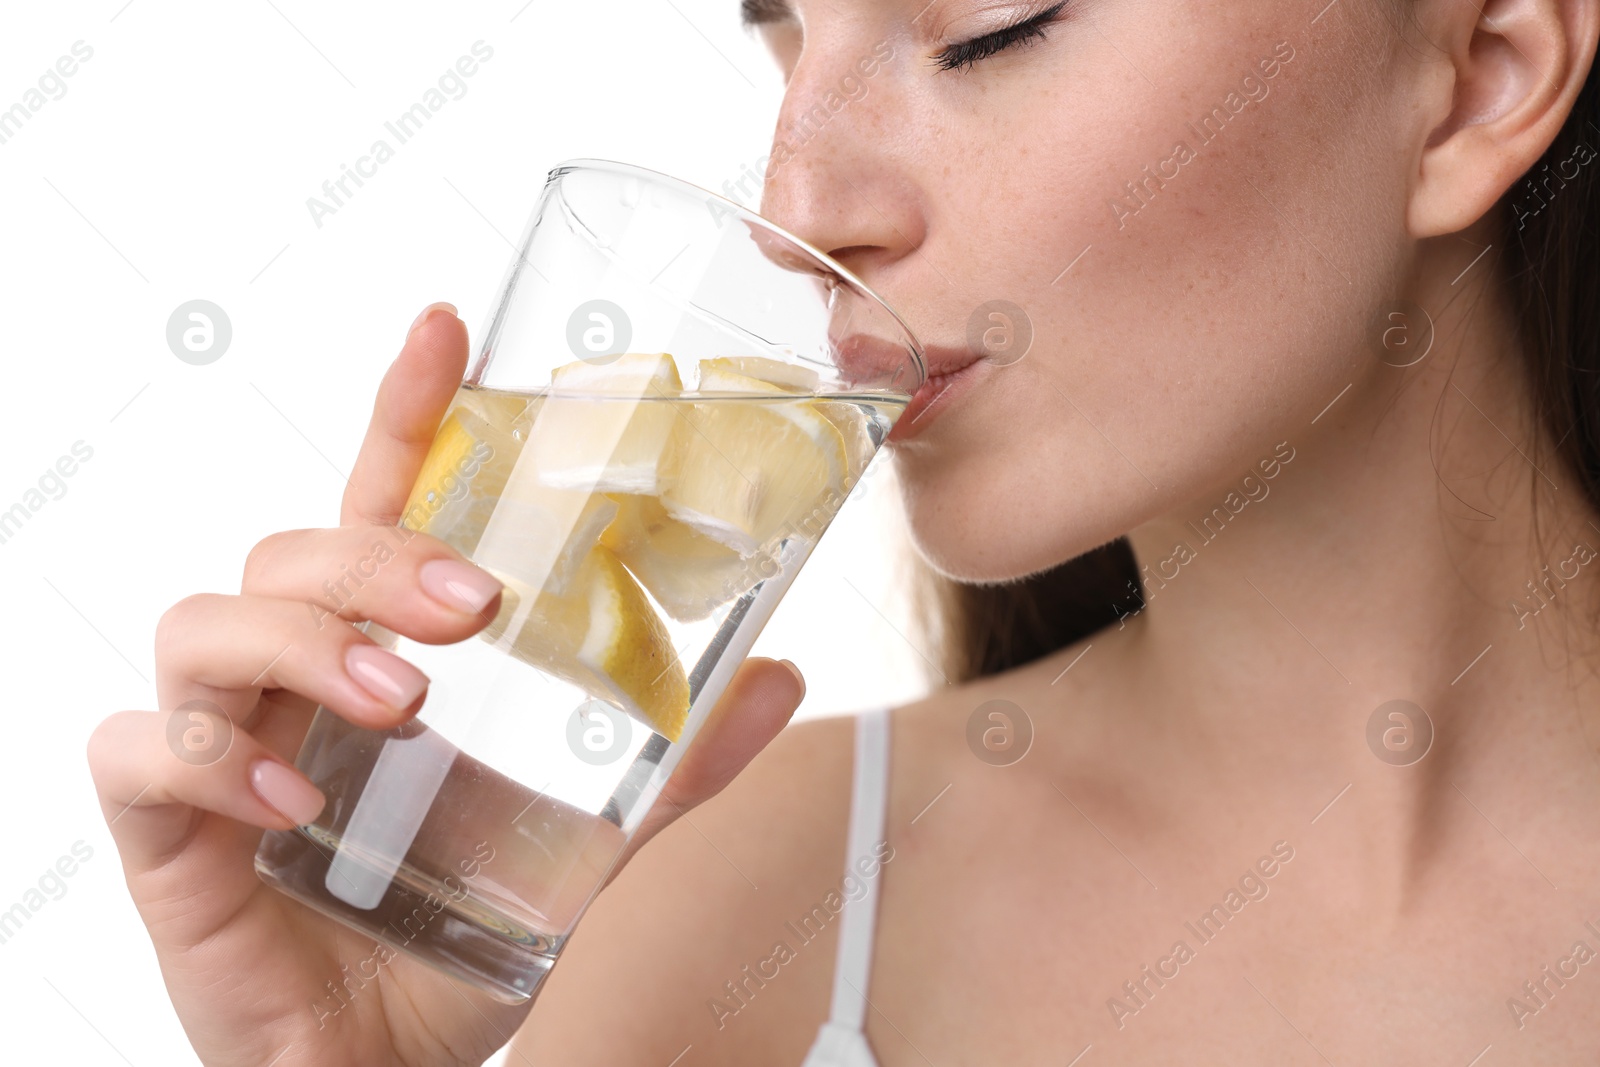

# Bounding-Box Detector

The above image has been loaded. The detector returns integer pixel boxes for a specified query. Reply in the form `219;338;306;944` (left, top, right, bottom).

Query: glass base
256;825;559;1005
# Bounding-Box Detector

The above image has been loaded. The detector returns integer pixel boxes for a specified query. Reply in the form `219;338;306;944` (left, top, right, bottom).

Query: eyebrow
740;0;795;27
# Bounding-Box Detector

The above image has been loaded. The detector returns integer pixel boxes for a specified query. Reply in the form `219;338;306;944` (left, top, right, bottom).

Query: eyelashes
933;1;1070;73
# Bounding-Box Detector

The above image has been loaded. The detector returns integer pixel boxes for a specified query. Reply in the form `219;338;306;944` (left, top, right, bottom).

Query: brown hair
921;26;1600;685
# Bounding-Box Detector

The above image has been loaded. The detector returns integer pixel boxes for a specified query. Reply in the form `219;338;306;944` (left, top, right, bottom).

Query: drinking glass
253;158;924;1004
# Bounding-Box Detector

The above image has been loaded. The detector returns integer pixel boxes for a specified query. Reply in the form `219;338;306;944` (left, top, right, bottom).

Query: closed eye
933;1;1070;73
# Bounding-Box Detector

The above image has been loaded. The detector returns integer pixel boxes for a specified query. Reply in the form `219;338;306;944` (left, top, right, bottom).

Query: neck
1112;233;1600;905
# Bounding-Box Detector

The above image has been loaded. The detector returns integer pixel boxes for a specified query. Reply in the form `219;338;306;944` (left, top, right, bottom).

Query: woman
89;0;1600;1063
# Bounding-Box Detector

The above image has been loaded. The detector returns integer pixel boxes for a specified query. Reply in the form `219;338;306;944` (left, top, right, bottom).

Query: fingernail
345;644;429;711
408;301;459;339
420;558;503;614
779;658;806;699
249;760;325;826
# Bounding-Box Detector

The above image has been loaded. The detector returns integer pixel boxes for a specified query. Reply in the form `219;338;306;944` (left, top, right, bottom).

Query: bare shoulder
512;712;862;1065
511;641;1120;1063
875;632;1132;842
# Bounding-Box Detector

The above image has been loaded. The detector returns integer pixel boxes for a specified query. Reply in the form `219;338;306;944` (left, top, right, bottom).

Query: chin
895;456;1129;587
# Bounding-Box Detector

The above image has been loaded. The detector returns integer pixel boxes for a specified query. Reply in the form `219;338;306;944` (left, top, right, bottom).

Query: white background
0;2;933;1062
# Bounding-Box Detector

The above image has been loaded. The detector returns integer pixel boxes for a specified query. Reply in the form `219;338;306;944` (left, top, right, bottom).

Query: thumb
624;657;806;857
341;302;469;526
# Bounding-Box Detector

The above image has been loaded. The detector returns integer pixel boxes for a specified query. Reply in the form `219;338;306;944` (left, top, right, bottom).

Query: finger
88;706;326;860
626;657;805;858
240;526;504;639
155;593;434;730
342;302;469;527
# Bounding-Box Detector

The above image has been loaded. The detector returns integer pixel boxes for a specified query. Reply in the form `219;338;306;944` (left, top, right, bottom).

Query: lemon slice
458;384;540;435
480;545;690;741
600;494;771;622
578;547;690;741
814;399;875;496
402;409;477;534
662;364;848;555
471;488;618;596
699;355;821;393
530;353;683;494
401;387;535;554
478;567;597;688
697;357;875;495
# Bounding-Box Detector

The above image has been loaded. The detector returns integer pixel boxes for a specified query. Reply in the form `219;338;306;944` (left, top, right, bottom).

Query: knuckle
155;593;214;653
85;709;140;776
385;525;446;563
242;529;296;588
335;527;447;597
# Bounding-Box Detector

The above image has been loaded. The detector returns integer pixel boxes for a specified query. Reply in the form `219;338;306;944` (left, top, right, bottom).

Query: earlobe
1409;0;1598;237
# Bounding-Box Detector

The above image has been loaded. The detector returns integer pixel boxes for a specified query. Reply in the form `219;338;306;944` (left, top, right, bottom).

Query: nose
757;45;926;287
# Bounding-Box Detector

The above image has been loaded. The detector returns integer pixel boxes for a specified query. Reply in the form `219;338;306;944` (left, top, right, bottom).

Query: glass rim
547;156;927;388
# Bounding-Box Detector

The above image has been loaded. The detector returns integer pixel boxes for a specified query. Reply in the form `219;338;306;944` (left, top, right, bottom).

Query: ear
1410;0;1600;237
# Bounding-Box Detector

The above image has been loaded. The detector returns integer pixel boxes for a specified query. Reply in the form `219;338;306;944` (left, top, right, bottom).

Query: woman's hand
86;303;806;1067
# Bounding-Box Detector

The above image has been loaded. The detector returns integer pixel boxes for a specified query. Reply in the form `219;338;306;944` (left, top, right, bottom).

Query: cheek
895;5;1408;582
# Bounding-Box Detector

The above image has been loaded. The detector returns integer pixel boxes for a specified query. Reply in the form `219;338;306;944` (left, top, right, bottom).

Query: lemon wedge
402;409;477;535
696;357;876;495
480;545;690;741
600;494;771;622
661;363;849;555
530;353;683;494
477;567;596;687
458;384;540;435
578;547;690;740
813;399;875;496
401;387;535;554
471;488;618;596
698;355;821;393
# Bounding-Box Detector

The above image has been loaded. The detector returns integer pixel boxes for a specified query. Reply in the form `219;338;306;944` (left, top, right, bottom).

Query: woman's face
753;0;1422;582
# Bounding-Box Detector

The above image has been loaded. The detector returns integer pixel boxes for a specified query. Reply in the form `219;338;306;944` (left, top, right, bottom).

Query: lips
888;345;986;442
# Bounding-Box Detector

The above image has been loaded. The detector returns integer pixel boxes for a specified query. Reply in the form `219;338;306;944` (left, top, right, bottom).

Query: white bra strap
827;706;891;1031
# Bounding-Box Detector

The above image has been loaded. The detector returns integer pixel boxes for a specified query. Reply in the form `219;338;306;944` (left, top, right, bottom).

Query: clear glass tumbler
254;158;924;1004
